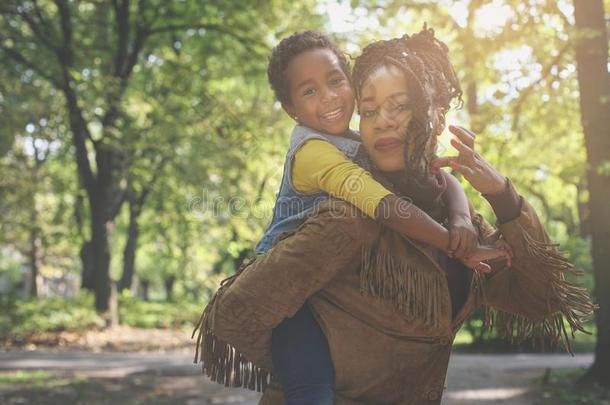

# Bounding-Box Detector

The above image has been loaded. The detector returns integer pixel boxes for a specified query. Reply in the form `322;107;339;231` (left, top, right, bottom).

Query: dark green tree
573;0;610;387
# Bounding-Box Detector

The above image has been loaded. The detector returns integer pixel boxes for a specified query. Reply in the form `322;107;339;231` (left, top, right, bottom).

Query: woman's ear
282;103;299;122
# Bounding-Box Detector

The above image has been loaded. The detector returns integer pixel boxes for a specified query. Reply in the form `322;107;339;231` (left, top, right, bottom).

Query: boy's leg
271;303;335;405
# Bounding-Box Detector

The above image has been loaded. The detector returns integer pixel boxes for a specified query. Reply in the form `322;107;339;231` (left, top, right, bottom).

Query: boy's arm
293;140;453;252
374;194;451;252
293;139;391;218
442;172;478;258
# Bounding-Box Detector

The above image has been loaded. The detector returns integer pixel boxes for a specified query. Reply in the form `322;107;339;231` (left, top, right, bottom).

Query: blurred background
1;1;609;404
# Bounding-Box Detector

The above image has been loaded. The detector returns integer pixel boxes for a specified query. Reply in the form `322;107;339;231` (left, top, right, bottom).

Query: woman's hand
432;125;506;195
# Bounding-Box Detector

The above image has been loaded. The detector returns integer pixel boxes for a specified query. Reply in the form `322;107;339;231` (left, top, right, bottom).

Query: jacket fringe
481;224;596;355
192;266;271;392
360;240;445;327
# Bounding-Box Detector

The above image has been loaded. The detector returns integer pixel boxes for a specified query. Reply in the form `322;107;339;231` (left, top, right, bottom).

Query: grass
0;371;54;387
0;372;205;404
533;368;610;405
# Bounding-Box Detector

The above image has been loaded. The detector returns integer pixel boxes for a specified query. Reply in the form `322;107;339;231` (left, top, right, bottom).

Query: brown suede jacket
194;184;595;405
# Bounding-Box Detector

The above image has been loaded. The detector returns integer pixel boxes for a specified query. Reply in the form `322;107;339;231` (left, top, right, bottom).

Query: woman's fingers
434;155;476;173
431;157;476;180
431;157;455;169
450;138;476;161
460;126;478;142
449;125;476;149
448;160;476;177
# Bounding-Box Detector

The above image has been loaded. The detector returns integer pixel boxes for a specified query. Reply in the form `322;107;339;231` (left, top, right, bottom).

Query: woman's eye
362;109;377;118
397;103;411;111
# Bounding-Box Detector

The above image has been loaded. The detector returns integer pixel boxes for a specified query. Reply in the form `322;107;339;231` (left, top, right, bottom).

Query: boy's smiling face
283;48;354;135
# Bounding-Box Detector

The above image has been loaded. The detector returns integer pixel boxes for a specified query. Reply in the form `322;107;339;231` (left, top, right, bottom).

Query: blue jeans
271;304;335;405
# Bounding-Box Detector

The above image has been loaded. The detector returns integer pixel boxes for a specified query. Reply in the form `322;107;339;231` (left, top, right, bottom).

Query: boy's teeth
323;108;342;120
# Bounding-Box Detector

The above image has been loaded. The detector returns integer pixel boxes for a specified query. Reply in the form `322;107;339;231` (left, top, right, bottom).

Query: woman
194;28;594;405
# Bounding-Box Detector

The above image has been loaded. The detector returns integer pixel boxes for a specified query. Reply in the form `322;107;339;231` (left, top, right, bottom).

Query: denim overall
255;125;369;254
257;125;371;405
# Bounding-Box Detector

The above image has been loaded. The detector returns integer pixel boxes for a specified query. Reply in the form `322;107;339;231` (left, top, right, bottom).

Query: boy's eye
303;88;316;96
329;77;345;86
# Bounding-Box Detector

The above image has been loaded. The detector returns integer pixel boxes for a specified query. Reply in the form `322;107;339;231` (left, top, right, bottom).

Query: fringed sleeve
478;198;596;354
193;201;379;391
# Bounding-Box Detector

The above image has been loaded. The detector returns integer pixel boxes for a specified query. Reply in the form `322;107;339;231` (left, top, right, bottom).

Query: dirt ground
0;350;595;404
0;327;596;404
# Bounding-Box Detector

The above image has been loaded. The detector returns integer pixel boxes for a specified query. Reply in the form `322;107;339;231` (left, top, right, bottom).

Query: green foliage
1;293;105;340
1;291;206;341
0;253;23;292
117;291;203;329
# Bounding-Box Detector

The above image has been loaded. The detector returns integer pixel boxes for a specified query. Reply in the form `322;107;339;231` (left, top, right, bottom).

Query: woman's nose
375;108;398;130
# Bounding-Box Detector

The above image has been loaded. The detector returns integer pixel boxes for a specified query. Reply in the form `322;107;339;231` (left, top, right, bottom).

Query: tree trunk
164;275;175;302
118;202;140;292
90;197;112;312
27;210;40;299
80;241;95;290
63;103;113;310
573;0;610;387
140;279;150;301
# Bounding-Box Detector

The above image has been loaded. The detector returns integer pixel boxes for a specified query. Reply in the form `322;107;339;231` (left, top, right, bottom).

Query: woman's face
359;64;443;174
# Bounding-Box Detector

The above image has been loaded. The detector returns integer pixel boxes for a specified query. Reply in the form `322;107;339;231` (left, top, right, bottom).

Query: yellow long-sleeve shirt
292;139;393;218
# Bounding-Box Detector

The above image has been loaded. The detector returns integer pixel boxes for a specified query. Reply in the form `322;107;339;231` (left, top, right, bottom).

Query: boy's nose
320;87;339;104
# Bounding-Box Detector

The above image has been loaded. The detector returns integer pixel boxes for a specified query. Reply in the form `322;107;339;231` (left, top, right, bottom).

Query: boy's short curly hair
267;31;350;106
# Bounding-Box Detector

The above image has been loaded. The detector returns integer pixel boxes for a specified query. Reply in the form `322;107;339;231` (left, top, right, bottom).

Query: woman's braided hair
352;25;462;109
352;25;463;183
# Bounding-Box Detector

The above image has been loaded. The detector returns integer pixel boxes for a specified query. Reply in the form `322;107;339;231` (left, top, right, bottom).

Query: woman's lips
374;137;403;153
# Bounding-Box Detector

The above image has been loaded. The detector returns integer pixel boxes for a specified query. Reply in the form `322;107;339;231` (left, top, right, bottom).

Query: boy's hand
460;244;512;273
481;229;514;266
448;215;477;260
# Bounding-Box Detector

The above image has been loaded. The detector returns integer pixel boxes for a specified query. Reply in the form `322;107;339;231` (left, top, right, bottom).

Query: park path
443;352;592;404
0;350;593;404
